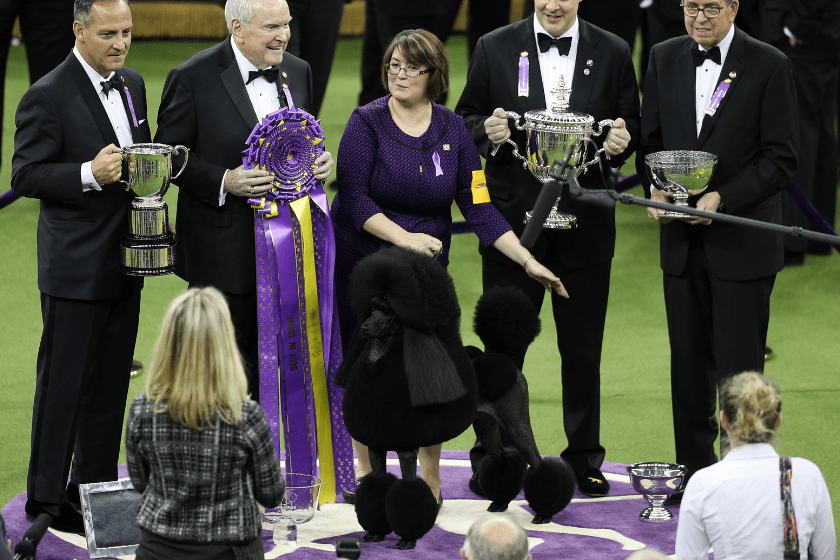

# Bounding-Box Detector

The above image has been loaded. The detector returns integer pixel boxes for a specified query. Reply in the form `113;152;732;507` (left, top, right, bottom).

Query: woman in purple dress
331;29;566;502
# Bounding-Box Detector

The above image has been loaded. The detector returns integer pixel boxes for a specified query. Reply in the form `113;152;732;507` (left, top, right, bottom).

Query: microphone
520;179;560;249
520;145;577;249
13;513;51;560
550;144;617;209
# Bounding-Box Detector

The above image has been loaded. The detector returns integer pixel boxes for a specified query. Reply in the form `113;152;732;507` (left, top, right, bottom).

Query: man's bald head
461;514;530;560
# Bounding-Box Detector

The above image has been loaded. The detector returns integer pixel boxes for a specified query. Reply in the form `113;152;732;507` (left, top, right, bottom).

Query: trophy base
638;506;675;523
120;236;176;276
525;210;578;229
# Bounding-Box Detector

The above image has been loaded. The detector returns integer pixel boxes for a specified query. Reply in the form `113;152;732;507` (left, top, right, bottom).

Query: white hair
461;514;529;560
224;0;286;33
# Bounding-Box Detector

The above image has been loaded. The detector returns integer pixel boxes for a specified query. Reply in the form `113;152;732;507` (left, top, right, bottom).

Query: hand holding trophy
118;143;189;276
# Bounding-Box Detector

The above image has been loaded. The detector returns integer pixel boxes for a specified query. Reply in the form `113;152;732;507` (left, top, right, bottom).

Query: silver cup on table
627;462;686;523
504;75;615;229
644;150;718;219
118;143;188;276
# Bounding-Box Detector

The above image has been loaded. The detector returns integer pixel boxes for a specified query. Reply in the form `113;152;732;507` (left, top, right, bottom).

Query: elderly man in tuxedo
12;0;149;534
637;0;798;501
456;0;640;497
155;0;333;397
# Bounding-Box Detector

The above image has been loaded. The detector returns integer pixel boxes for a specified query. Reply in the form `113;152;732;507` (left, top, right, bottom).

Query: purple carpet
2;451;679;559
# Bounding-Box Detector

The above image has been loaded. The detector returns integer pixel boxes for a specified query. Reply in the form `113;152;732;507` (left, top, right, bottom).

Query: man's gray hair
462;514;529;560
225;0;258;33
74;0;130;27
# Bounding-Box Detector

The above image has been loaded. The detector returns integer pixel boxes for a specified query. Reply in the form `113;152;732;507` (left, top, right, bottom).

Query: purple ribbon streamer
123;88;139;128
518;53;529;97
705;80;730;116
432;151;443;177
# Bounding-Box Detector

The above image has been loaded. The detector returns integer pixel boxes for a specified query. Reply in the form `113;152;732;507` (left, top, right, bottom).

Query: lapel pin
443;144;450;151
521;51;528;56
584;69;590;75
282;83;288;88
729;71;736;78
587;60;593;66
282;71;288;78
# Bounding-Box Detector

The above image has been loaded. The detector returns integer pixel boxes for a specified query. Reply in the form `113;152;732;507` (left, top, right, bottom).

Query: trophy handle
118;149;133;191
578;119;616;174
503;111;529;166
170;145;190;180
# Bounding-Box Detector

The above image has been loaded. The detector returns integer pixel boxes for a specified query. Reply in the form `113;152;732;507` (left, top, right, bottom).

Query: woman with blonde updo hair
126;287;285;560
675;372;836;560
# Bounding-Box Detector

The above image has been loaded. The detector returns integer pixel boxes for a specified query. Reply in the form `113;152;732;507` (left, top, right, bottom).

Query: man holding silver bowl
636;0;799;502
11;0;150;533
455;0;640;497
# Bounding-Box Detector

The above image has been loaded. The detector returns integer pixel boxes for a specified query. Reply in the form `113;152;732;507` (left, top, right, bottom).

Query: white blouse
675;443;836;560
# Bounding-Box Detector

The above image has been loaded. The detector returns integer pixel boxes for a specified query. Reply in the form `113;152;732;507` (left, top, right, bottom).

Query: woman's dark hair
720;371;782;444
381;29;450;102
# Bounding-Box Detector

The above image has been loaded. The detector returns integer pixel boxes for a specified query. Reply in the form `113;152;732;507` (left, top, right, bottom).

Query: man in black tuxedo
761;0;840;262
154;0;333;398
636;0;798;498
11;0;149;533
455;0;640;497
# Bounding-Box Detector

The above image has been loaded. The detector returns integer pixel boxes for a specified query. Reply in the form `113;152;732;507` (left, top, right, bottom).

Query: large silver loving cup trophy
644;151;718;218
505;76;614;229
118;143;188;276
627;462;686;523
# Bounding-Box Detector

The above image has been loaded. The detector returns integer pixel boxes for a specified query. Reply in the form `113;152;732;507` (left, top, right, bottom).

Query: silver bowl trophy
505;76;615;229
118;143;188;276
627;462;686;523
644;151;718;218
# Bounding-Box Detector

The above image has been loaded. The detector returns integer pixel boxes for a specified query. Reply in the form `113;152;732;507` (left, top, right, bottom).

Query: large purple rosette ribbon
243;89;353;504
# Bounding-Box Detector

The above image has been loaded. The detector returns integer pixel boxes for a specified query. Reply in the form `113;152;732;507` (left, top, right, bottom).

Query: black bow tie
246;67;280;85
692;46;721;66
100;74;122;97
537;33;572;55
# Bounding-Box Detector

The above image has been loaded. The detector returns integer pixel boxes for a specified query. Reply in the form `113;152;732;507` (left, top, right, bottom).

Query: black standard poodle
336;246;478;550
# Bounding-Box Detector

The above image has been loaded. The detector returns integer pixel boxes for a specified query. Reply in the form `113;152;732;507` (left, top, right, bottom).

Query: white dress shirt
675;443;837;560
534;16;579;109
218;37;283;205
694;25;734;137
73;47;134;192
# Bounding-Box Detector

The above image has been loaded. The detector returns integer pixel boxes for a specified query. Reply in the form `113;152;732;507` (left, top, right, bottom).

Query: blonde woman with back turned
675;372;836;560
126;287;284;560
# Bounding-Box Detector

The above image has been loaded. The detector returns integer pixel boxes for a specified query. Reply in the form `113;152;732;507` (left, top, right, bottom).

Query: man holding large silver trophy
637;0;799;503
10;0;150;534
456;0;640;497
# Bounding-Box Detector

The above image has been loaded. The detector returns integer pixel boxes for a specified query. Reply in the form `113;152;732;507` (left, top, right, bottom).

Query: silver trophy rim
644;150;718;169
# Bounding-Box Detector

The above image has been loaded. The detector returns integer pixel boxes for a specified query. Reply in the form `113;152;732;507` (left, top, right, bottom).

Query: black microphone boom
13;513;51;560
520;145;576;250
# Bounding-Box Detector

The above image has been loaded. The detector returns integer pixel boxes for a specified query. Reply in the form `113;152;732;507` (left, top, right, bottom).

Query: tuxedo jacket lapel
677;40;698;146
570;21;600;110
67;54;120;148
696;31;745;148
514;16;544;112
219;41;258;130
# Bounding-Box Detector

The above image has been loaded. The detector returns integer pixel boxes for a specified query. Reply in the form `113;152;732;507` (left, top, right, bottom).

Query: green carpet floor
1;36;838;542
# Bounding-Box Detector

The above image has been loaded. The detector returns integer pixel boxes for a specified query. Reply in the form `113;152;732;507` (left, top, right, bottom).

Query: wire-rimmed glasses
680;0;732;18
384;62;433;78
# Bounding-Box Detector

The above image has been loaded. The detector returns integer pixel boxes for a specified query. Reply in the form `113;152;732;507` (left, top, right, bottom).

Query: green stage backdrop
1;36;838;541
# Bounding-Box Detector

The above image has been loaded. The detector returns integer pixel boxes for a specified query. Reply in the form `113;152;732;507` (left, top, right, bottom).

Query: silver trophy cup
505;76;614;229
627;462;686;523
118;143;188;276
644;151;718;218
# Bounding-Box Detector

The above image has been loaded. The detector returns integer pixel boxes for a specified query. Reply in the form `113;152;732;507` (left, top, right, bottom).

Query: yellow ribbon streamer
289;195;336;505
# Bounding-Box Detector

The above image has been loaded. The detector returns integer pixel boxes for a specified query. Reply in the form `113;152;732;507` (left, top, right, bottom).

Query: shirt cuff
81;161;101;192
219;170;228;206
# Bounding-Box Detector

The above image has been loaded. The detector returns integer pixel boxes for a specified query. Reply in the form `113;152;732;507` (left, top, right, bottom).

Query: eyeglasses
681;0;732;18
385;62;433;79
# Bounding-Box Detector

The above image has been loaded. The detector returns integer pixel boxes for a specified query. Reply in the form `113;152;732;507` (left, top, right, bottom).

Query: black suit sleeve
12;85;87;205
155;66;228;205
455;36;496;160
714;56;798;215
636;46;664;199
606;41;641;170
